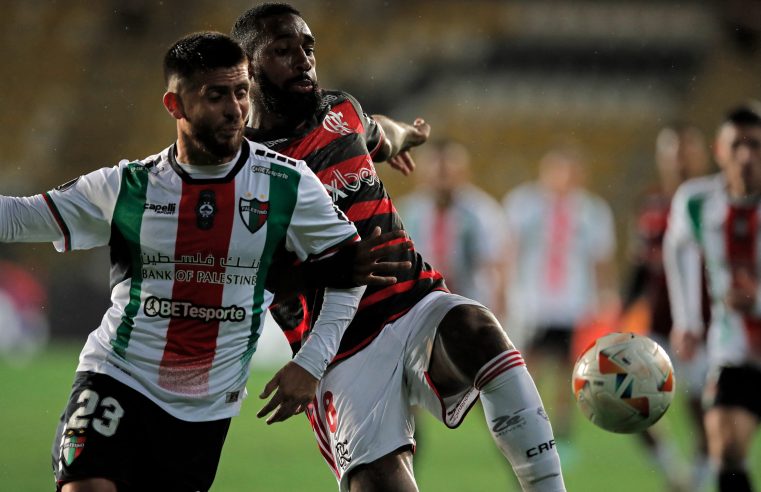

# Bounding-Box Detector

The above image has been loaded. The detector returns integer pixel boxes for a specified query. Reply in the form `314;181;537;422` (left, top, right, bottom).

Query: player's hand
726;268;757;314
400;117;430;153
353;226;412;286
258;362;318;424
670;329;700;361
387;150;416;176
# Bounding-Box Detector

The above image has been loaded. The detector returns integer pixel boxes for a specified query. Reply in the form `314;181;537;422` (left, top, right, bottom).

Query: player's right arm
663;181;706;359
0;195;63;243
0;166;119;249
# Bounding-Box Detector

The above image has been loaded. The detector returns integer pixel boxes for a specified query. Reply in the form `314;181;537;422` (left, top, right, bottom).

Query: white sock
477;350;566;492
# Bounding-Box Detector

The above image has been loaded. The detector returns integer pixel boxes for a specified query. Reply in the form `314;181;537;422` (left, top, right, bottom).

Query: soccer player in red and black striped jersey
232;4;565;491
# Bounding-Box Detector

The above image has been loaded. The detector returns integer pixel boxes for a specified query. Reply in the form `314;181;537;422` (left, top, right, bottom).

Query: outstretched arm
0;195;63;243
371;115;430;175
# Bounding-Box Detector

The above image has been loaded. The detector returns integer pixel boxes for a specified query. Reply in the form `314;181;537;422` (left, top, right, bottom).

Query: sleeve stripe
43;192;71;251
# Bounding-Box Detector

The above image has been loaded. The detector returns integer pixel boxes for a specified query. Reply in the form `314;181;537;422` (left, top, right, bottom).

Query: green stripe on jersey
111;163;150;358
242;163;301;364
687;195;705;244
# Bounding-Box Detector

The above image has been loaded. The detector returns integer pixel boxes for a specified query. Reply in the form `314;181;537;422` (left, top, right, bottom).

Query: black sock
719;469;753;492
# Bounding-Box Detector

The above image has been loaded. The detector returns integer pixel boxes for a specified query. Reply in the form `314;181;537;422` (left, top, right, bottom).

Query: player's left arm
725;266;761;316
257;161;369;424
258;285;365;424
591;198;620;310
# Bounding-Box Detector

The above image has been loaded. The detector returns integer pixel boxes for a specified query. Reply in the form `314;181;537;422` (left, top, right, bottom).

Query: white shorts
305;291;482;491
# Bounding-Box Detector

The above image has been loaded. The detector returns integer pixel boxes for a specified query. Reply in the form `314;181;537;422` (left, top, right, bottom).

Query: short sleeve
45;165;122;251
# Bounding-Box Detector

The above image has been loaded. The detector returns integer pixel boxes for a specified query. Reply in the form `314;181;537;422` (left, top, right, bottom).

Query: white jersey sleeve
0;194;62;243
44;166;123;251
285;160;358;260
292;285;366;379
664;181;705;334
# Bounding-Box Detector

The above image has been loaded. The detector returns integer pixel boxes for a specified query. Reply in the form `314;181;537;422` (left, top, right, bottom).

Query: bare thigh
704;406;759;468
347;446;417;492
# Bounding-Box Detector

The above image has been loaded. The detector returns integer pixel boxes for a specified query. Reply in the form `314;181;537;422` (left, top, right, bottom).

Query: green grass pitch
1;344;759;491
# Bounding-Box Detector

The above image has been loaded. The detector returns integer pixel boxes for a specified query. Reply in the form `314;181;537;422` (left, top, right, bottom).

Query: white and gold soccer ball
571;332;675;433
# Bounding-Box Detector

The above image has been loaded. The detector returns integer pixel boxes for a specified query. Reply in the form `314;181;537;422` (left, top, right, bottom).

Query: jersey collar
168;139;250;184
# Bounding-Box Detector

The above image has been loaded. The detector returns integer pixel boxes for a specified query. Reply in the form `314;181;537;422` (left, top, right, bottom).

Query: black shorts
52;372;230;491
708;364;761;419
527;325;574;361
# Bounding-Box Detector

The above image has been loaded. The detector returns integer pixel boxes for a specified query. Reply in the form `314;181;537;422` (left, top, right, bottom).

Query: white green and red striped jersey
501;183;615;330
665;173;761;367
16;139;358;421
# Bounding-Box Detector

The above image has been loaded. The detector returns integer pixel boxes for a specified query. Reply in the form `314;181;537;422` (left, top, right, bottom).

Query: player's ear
163;91;185;120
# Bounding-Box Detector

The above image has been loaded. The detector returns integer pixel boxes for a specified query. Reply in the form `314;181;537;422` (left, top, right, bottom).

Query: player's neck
175;136;238;167
727;181;761;204
249;106;307;133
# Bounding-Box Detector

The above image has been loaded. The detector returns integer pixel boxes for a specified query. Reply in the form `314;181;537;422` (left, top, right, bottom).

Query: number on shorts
67;389;125;437
323;391;338;434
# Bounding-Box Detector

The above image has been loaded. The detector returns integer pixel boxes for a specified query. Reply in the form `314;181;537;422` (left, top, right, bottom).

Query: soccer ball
571;332;675;433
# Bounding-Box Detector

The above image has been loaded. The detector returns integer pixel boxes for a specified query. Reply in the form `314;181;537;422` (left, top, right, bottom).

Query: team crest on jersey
196;190;216;230
61;428;87;465
322;111;354;136
239;198;269;234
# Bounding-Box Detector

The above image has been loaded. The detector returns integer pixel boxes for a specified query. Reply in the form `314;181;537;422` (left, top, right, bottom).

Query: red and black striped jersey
247;90;446;364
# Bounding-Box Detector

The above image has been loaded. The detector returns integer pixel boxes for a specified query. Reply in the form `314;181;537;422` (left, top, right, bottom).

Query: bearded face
252;66;323;125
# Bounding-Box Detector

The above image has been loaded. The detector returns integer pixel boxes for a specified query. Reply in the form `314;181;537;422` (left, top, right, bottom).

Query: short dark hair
231;3;301;56
163;31;247;87
723;102;761;128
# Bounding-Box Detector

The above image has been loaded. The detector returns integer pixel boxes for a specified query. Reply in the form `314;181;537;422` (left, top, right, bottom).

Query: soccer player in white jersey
665;104;761;492
398;139;506;312
0;32;410;492
502;143;617;440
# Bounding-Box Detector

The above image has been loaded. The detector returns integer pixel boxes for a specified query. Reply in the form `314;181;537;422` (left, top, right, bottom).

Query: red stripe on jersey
725;205;761;351
158;182;235;394
330;306;413;364
279;101;365;160
345;198;396;223
371;236;408;252
315;154;373;191
358;270;443;310
281;295;310;344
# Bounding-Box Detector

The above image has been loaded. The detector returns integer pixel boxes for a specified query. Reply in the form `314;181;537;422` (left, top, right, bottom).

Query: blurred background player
665;103;761;492
502;142;618;442
621;123;711;490
398;139;506;313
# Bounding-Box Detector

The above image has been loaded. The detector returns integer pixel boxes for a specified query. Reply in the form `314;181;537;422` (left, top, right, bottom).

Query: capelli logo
144;202;177;215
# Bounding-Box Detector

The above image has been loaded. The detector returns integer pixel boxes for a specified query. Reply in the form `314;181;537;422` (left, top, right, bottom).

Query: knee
436;304;513;379
347;447;416;492
438;305;510;349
